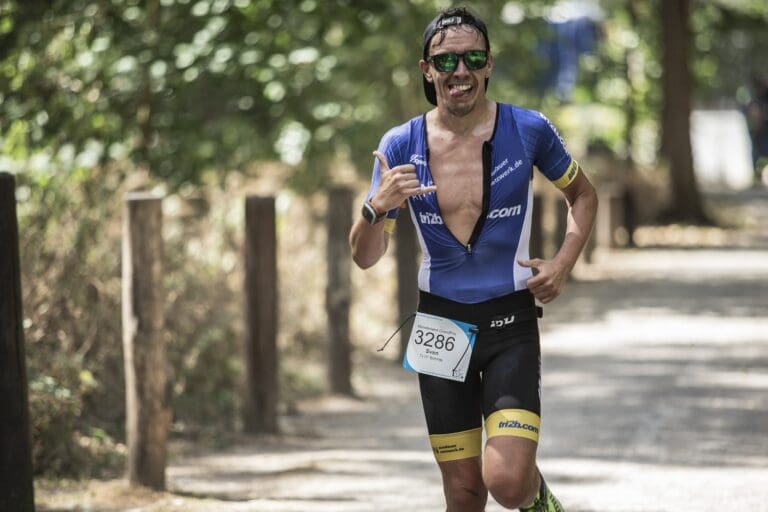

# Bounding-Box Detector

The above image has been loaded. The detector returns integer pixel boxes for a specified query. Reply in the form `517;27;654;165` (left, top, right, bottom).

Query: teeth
451;84;471;91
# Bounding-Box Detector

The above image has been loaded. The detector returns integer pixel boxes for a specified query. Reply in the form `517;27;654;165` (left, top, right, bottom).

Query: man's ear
419;60;432;81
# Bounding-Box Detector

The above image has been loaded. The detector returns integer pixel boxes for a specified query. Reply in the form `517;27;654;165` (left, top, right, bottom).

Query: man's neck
432;99;495;137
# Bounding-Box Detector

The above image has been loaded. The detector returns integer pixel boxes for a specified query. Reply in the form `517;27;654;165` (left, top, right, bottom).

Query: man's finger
407;185;437;196
372;150;390;172
396;171;419;182
526;274;545;288
390;163;417;176
517;258;542;269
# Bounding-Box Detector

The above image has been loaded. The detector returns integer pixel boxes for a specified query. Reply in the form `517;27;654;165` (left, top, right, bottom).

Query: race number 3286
403;313;477;382
413;329;455;351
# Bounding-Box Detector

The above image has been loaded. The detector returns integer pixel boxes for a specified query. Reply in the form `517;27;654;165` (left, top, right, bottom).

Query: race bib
403;313;478;382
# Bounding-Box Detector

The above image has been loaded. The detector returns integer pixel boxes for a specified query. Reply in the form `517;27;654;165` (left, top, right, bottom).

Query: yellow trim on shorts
552;159;580;190
485;409;541;443
383;217;396;235
429;427;482;462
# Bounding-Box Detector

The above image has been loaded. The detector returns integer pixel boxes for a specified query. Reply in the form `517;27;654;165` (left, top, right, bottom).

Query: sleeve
366;126;408;234
533;112;580;190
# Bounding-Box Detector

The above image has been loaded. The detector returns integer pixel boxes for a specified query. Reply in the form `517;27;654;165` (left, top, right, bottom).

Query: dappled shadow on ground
169;453;438;502
536;246;768;471
540;339;768;468
37;237;768;510
561;249;768;325
166;365;441;506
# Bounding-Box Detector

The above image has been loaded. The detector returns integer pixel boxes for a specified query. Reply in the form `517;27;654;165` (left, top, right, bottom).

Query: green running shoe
519;473;565;512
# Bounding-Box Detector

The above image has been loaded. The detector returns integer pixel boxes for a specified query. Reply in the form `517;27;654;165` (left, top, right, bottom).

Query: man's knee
482;433;539;509
484;469;534;509
440;460;487;511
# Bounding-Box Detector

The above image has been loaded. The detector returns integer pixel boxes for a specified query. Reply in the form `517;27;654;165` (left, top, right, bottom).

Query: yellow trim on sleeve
429;427;482;462
485;409;541;443
552;159;580;190
383;218;397;235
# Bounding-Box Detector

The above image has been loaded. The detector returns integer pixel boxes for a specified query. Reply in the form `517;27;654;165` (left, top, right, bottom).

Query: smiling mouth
448;83;473;96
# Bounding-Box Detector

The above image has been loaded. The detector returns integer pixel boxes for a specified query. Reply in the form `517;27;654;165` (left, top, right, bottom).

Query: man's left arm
518;171;598;303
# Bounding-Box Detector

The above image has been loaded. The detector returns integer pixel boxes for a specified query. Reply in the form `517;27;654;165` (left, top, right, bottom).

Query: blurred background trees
1;0;767;477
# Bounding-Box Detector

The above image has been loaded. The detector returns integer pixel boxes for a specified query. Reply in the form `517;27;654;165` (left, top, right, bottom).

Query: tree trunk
623;0;640;246
395;208;419;361
243;196;279;433
122;193;170;490
0;173;35;512
326;187;353;395
660;0;709;223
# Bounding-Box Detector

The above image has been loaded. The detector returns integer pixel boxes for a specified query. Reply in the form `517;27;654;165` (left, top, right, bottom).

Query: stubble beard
445;98;476;118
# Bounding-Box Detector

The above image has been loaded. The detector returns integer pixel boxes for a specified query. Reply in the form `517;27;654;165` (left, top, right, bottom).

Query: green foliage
18;160;127;477
28;375;86;476
1;0;571;191
6;0;768;479
2;0;768;192
162;194;244;431
691;1;768;104
16;163;247;475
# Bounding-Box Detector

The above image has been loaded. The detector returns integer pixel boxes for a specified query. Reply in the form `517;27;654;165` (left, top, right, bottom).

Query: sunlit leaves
2;0;765;192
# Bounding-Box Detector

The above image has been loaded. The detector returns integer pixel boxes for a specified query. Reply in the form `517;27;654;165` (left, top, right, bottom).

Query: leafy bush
17;164;247;476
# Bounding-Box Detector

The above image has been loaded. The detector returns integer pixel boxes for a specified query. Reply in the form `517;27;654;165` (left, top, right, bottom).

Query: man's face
421;26;492;117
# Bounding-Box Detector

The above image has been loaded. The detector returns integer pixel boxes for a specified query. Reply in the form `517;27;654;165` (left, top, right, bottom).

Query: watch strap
362;200;386;225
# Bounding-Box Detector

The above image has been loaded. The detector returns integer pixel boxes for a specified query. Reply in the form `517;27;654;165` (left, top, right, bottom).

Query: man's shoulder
499;103;559;142
499;103;548;126
380;115;424;146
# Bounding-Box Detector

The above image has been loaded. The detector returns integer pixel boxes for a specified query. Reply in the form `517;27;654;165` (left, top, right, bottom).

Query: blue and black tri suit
366;103;581;462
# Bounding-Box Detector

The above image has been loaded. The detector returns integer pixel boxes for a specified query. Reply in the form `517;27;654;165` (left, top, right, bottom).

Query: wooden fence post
243;196;278;433
122;193;170;490
395;210;419;361
0;173;35;512
596;187;628;249
326;187;353;395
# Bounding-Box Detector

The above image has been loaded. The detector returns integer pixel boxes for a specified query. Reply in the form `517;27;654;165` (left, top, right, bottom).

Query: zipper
422;104;498;255
462;139;492;254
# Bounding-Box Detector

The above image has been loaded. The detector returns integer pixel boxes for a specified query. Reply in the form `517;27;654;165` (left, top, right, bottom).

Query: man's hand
371;150;436;211
517;258;568;304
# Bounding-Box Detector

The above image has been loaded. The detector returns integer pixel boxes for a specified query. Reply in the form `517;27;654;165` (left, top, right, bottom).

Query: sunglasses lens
432;53;459;72
465;51;488;70
430;51;487;72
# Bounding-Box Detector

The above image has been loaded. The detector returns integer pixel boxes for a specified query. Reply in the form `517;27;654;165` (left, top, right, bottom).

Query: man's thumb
517;258;539;268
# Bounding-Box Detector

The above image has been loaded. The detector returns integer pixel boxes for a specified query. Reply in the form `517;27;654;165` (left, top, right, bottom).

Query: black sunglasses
428;50;488;73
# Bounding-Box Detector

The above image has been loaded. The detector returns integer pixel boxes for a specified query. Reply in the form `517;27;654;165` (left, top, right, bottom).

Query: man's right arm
349;150;436;270
349;198;390;269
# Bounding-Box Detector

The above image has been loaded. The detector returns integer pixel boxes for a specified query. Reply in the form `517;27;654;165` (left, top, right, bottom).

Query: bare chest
427;136;485;218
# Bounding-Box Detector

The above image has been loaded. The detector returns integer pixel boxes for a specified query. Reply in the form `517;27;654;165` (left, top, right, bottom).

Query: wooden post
326;187;353;395
243;196;278;433
595;189;612;250
622;186;636;247
395;209;419;361
0;173;35;512
596;187;628;249
122;193;170;490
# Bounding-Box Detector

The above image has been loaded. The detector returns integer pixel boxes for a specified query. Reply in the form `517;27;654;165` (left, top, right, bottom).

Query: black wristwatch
361;200;386;225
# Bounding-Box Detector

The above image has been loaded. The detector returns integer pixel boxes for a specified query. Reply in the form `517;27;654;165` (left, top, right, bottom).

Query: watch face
362;202;382;224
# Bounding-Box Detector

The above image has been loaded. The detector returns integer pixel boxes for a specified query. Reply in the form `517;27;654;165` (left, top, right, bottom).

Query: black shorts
416;289;542;462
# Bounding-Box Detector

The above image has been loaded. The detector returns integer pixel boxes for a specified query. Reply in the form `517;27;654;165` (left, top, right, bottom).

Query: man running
349;7;597;511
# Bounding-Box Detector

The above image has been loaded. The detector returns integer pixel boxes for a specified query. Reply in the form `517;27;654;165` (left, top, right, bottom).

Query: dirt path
37;189;768;511
157;246;768;512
